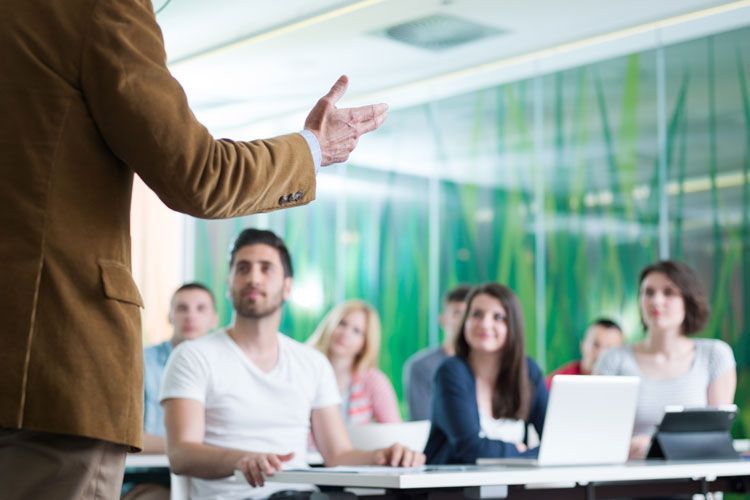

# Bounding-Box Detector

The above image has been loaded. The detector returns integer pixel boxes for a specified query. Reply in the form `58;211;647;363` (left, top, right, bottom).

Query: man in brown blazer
0;0;388;497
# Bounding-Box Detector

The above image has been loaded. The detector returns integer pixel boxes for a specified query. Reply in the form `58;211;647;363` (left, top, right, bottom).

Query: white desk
267;461;750;498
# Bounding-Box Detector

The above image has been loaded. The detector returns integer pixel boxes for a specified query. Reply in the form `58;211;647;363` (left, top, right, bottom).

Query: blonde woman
309;300;401;424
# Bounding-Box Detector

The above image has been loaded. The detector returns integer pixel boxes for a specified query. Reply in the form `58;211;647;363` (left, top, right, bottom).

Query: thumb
323;75;349;105
279;452;295;462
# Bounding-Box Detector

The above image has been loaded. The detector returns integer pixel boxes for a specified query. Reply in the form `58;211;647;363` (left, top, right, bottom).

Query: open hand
304;75;388;166
373;443;426;467
236;451;294;487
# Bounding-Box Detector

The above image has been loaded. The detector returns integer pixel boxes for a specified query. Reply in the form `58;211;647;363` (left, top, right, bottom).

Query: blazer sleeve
80;0;315;218
433;359;523;462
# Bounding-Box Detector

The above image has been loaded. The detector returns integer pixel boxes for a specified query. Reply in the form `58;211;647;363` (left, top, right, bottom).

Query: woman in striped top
595;260;736;459
308;300;401;425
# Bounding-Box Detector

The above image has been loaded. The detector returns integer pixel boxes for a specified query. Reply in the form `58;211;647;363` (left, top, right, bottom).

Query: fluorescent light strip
170;0;386;67
667;171;749;195
583;171;749;208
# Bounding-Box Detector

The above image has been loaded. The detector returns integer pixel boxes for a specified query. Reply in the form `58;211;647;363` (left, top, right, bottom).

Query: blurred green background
192;26;749;434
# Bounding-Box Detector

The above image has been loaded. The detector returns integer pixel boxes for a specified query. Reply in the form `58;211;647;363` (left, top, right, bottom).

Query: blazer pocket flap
99;259;144;308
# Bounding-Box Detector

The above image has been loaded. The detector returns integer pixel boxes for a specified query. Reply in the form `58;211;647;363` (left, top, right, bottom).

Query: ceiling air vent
378;14;505;51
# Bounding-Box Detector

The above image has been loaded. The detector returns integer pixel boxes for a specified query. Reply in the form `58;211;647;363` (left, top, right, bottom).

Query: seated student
308;300;400;425
545;318;623;389
143;283;219;453
403;285;471;421
123;282;218;500
424;283;548;464
595;260;736;459
161;229;423;500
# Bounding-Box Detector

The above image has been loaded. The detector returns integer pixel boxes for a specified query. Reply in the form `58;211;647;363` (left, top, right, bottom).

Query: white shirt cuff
299;129;322;175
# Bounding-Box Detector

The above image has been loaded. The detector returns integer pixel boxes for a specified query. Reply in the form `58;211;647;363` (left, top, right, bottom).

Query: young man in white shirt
161;229;424;500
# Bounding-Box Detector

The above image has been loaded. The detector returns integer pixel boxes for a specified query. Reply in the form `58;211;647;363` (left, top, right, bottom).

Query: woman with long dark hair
424;283;548;464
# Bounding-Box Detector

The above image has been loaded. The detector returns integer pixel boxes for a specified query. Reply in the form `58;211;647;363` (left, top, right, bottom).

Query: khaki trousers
0;428;127;500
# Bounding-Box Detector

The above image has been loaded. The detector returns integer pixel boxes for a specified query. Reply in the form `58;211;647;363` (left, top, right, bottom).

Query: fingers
238;457;255;487
245;459;264;487
388;444;404;467
240;452;294;488
345;103;389;135
379;444;426;467
397;447;425;467
267;454;283;472
373;449;387;465
322;75;349;106
306;76;389;166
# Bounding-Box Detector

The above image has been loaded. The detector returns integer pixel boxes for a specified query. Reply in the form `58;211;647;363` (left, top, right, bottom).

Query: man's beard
233;286;285;319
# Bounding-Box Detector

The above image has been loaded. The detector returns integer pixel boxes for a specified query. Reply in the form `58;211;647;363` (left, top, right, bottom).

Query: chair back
347;420;431;452
170;473;190;500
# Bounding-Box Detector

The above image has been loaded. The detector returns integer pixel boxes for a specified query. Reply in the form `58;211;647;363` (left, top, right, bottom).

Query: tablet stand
647;430;739;460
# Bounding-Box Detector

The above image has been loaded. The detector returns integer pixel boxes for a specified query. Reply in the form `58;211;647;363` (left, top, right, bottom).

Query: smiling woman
424;283;549;464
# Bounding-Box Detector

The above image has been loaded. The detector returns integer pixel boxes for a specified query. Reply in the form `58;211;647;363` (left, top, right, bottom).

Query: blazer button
292;191;303;202
278;194;288;205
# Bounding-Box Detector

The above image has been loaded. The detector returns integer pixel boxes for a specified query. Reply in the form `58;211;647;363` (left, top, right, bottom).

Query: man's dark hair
172;282;216;308
590;317;622;333
638;260;709;335
229;228;293;278
443;284;471;305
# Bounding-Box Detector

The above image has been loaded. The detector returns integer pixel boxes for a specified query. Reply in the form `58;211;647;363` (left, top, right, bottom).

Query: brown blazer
0;0;316;449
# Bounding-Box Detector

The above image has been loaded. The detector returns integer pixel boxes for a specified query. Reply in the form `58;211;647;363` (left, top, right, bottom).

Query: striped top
343;368;401;425
594;338;735;436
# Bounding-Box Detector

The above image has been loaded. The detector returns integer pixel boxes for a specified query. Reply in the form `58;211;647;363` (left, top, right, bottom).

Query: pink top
346;368;401;425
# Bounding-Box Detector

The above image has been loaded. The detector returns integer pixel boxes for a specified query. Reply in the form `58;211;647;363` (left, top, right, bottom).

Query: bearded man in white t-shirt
161;228;424;500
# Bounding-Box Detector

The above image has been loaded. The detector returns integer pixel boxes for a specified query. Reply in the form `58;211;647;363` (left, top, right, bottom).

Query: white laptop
479;375;639;467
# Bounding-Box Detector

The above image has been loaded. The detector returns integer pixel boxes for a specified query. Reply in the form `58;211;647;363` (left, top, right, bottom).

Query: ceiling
156;0;745;135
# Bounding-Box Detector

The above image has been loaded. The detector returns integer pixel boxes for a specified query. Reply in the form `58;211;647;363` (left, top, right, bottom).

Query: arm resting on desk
164;398;244;478
164;397;290;482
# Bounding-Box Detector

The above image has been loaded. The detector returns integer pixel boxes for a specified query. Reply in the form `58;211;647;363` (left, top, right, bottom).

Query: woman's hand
629;435;652;459
373;443;426;467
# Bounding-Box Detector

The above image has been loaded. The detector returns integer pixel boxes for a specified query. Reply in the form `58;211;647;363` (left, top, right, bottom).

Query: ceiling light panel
375;13;506;51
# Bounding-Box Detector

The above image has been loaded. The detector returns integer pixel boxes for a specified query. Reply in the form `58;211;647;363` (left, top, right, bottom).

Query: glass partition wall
192;26;750;432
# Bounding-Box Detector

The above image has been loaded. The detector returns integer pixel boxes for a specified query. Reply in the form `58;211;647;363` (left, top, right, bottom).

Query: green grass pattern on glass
190;26;749;437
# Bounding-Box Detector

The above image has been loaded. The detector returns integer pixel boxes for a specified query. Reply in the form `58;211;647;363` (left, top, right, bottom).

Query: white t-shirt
160;329;341;500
